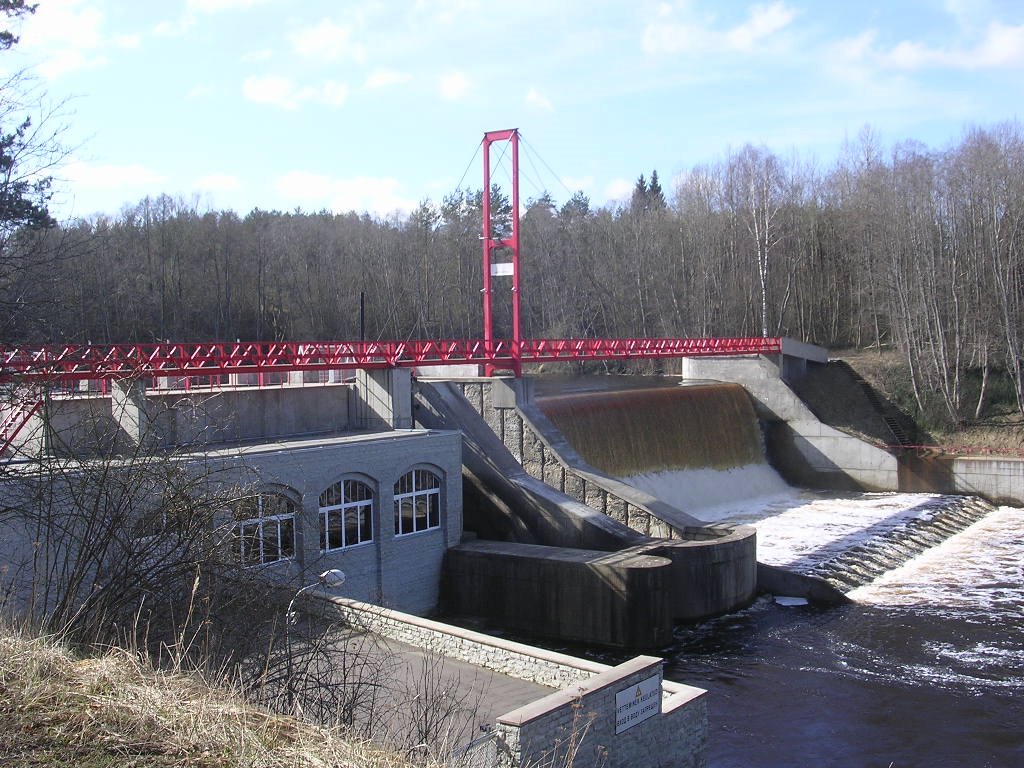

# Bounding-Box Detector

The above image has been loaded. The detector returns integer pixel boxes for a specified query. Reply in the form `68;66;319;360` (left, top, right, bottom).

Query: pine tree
648;169;666;211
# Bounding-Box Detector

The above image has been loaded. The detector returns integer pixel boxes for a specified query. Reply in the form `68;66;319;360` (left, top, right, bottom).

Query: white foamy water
634;479;957;571
624;463;792;518
712;491;961;569
849;505;1024;612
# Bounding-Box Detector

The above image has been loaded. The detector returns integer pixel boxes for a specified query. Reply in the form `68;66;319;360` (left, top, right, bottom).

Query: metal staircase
831;360;913;447
0;396;42;456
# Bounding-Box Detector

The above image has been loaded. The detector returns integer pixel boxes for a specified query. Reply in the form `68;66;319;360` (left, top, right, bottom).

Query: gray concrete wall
899;453;1024;507
950;456;1024;505
444;540;675;649
682;355;901;491
355;369;413;429
15;384;355;457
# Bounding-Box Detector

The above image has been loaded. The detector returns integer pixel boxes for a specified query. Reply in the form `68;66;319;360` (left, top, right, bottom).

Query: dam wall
683;353;1024;506
450;378;684;539
681;354;900;491
434;378;759;620
11;383;354;457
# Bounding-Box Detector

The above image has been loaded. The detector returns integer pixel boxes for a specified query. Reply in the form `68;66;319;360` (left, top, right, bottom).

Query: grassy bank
0;623;416;768
835;348;1024;454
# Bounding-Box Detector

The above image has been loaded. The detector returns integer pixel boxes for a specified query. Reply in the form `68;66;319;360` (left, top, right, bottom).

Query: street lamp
283;569;345;713
287;568;346;625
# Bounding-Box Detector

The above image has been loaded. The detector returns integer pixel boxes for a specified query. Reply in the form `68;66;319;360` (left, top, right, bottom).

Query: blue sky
4;0;1023;222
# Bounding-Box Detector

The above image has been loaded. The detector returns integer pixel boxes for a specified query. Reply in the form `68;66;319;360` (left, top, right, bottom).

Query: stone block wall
452;379;677;539
312;596;708;768
315;595;607;689
496;656;707;768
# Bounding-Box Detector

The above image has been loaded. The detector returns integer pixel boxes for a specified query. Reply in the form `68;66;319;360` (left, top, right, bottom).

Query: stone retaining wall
496;656;707;768
314;595;608;689
313;596;708;768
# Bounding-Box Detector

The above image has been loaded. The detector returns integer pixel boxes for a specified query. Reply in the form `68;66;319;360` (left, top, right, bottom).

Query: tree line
2;123;1022;427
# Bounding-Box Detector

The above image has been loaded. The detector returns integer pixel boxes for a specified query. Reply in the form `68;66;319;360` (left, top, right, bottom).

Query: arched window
233;492;296;566
394;469;441;536
320;479;374;551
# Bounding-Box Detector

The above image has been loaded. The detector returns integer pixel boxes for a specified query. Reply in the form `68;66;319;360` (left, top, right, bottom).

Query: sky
3;0;1023;223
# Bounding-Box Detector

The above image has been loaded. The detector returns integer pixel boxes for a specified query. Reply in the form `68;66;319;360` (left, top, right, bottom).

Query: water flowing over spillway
538;384;764;475
699;490;997;592
535;378;1023;764
663;501;1024;766
538;383;792;514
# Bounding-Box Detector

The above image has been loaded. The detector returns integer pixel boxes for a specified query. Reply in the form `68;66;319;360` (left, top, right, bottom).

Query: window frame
233;492;297;567
393;468;442;537
319;477;375;552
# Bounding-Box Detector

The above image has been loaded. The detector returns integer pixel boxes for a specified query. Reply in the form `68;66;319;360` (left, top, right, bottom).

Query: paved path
316;625;555;762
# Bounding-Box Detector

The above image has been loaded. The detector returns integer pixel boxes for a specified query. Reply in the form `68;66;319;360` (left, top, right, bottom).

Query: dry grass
834;348;1024;454
0;624;420;768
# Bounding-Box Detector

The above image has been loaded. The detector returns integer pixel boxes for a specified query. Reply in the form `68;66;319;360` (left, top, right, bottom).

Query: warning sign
614;674;661;734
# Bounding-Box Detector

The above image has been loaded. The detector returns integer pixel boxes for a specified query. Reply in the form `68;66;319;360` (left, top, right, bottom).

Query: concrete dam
418;359;1013;650
7;339;1018;653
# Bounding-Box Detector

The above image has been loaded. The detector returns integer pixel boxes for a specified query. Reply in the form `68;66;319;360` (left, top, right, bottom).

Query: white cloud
64;161;166;190
195;174;240;192
604;178;634;203
642;1;797;57
289;18;364;62
364;69;411;89
158;0;270;37
840;21;1024;73
439;70;472;101
276;171;418;216
525;87;553;111
17;0;131;80
242;75;350;109
726;2;797;51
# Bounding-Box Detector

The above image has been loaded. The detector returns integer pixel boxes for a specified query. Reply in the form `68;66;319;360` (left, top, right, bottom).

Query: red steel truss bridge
0;336;782;455
0;336;783;383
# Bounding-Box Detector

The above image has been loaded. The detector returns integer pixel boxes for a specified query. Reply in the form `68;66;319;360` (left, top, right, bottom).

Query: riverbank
0;623;418;768
812;348;1024;454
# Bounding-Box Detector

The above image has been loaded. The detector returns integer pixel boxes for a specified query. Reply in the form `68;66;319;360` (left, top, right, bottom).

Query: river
664;499;1024;768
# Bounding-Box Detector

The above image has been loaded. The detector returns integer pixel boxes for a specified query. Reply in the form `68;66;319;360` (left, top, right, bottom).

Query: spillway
535;379;1006;597
537;383;790;515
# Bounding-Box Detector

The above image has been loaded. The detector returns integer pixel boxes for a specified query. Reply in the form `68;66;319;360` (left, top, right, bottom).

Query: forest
3;121;1020;430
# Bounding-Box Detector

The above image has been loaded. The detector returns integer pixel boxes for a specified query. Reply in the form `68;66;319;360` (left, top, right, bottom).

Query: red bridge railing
0;337;783;382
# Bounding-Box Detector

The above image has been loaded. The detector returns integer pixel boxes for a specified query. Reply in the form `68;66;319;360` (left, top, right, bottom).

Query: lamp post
287;568;346;624
284;569;345;714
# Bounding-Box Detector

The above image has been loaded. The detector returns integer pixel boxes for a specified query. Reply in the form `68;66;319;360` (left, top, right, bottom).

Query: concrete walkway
313;624;554;761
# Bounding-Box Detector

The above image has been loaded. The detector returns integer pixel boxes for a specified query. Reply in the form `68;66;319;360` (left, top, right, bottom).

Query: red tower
481;129;521;376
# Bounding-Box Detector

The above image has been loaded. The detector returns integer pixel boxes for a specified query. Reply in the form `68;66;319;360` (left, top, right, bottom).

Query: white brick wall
205;430;463;614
